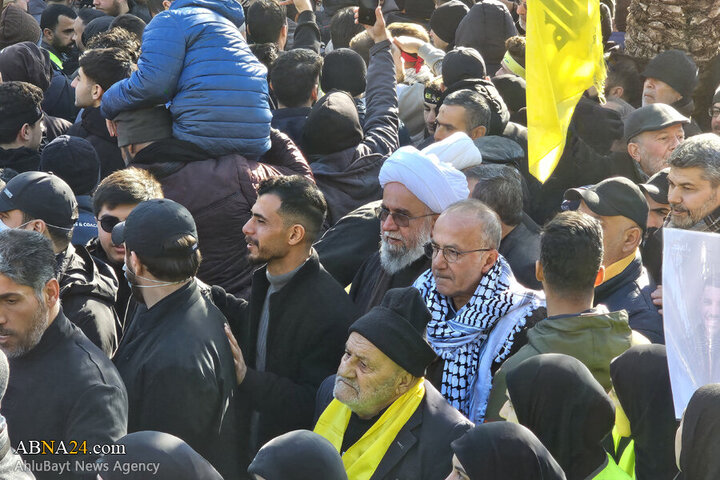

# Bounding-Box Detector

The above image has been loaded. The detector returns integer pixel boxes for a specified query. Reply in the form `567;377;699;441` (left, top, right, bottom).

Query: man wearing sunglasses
413;198;544;423
349;147;469;315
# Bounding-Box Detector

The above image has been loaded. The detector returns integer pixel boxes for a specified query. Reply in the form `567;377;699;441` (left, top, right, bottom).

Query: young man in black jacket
0;229;127;480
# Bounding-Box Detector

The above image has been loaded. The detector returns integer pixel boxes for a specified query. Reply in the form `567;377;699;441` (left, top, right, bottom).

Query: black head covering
507;353;614;480
610;345;678;480
454;0;518;74
96;431;223;480
321;49;367;98
642;49;699;100
429;0;469;46
248;430;348;480
349;287;436;377
302;90;362;156
452;422;567;480
677;384;720;480
40;135;101;196
0;42;53;92
442;47;487;87
492;73;526;113
82;15;114;46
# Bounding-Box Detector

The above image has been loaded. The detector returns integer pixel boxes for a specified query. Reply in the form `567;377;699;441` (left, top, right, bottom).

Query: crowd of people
0;0;718;478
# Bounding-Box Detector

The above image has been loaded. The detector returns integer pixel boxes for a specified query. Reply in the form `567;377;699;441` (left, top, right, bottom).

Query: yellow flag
526;0;607;183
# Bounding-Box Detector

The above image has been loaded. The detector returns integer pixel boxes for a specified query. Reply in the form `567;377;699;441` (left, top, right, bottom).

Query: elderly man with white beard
349;147;469;315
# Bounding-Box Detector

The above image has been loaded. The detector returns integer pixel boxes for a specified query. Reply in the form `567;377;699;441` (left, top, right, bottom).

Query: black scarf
677;383;720;480
452;422;566;479
610;345;678;480
507;353;614;480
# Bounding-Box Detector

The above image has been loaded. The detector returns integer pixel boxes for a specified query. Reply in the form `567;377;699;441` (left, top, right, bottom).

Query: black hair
137;235;201;282
92;167;163;216
443;89;492;132
21;208;77;251
0;81;44;144
250;42;280;72
79;48;133;92
540;211;604;295
257;175;327;244
40;4;76;31
606;53;642;107
86;27;142;63
247;0;287;45
270;49;323;108
147;0;172;16
110;14;147;41
471;164;523;226
330;7;363;50
77;8;107;26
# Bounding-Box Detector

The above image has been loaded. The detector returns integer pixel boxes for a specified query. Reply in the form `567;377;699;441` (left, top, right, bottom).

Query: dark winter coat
0;147;39;173
67;106;125;179
499;217;542;290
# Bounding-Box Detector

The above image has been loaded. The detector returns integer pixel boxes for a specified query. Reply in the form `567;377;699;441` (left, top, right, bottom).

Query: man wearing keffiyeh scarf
413;199;544;423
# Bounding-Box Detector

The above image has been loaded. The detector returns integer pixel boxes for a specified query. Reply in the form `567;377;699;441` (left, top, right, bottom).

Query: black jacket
271;106;311;152
594;254;664;344
113;280;241;479
305;40;399;226
67;106;126;179
57;244;120;357
499;216;542;290
86;237;132;339
2;309;128;479
315;376;472;480
218;252;358;466
0;147;40;173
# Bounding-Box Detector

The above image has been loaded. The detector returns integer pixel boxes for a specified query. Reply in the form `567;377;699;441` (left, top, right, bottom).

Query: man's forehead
668;166;708;185
347;332;392;364
0;273;34;294
646;123;684;139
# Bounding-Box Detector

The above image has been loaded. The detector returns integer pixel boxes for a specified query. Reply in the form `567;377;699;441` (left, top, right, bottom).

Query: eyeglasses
375;206;437;228
99;215;121;234
424;242;492;263
709;108;720;118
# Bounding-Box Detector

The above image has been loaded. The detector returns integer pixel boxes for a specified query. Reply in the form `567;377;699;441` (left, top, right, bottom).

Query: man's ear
535;260;544;282
628;142;641;162
608;85;624;99
594;265;606;286
42;27;54;42
311;84;319;102
624;226;643;252
92;84;105;102
481;250;499;275
130;251;144;276
287;224;306;247
469;125;487;140
43;277;60;308
161;0;171;9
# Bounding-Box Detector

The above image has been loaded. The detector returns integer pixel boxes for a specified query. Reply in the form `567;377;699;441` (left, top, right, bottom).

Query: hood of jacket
454;0;518;72
0;146;40;173
527;307;632;390
80;107;116;141
303;90;363;156
57;244;118;305
170;0;245;27
130;138;211;179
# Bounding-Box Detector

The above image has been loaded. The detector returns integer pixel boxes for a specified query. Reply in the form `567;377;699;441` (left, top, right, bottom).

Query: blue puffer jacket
100;0;271;157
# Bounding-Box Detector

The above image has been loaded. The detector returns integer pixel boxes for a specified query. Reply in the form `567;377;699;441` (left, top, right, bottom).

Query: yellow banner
526;0;607;183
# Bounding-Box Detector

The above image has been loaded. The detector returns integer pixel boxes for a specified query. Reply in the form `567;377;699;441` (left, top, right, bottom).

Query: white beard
378;224;432;275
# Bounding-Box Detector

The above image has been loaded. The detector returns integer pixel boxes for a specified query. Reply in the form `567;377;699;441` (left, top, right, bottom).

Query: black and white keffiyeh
413;256;544;423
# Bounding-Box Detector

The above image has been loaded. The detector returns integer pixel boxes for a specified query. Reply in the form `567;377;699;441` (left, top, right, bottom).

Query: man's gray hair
443;198;502;249
668;133;720;187
466;164;524;226
443;89;492;132
0;230;56;300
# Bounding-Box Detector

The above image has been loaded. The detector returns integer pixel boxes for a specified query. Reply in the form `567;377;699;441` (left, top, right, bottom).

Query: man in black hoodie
0;172;120;356
301;7;399;226
68;47;133;179
0;82;44;173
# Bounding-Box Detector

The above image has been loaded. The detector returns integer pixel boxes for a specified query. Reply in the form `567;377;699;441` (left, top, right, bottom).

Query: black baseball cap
639;167;670;204
564;176;649;231
624;104;689;141
111;199;198;258
0;171;77;228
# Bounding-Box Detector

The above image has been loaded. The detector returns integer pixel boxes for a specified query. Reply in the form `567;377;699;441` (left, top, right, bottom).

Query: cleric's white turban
379;146;469;213
422;132;483;171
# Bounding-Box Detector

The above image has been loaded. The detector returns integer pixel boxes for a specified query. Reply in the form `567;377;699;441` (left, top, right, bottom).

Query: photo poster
663;228;720;418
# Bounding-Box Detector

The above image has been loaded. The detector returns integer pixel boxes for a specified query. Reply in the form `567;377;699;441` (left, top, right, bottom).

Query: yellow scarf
314;379;425;480
602;251;637;285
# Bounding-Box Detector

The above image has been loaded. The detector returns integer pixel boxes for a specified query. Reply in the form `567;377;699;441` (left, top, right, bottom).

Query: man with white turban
349;146;469;314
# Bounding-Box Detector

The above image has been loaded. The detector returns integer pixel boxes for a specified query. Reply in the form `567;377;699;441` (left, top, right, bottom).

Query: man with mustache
349;147;469;315
314;287;472;480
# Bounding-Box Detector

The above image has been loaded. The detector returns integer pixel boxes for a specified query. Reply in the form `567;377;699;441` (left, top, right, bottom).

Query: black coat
226;252;358;466
67;106;126;180
499;216;542;290
57;244;120;357
113;280;241;479
2;309;128;480
86;237;132;339
0;146;40;173
595;254;664;344
315;376;472;480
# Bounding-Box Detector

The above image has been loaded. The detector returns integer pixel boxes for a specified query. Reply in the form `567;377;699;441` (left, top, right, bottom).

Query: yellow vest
593;453;634;480
46;50;63;70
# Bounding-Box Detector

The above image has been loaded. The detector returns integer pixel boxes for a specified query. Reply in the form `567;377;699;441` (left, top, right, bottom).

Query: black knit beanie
442;47;487;87
429;0;469;46
642;49;699;99
349;287;436;377
321;48;367;98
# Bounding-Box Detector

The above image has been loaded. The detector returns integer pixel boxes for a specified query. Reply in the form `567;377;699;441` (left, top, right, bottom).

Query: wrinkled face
668;166;720;228
434;104;468;142
243;193;291;265
74;67;98;108
93;0;124;16
0;274;51;359
578;201;637;267
73;16;87;51
644;191;670;230
444;455;470;480
711;104;720;136
423;101;438;136
642;77;683;107
702;286;720;337
97;204;136;264
379;182;434;274
630;125;684;176
430;210;495;308
334;332;403;418
51;15;76;52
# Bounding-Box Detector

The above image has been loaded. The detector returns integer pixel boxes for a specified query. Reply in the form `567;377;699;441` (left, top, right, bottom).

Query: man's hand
106;119;117;138
651;285;663;315
225;323;247;385
393;35;424;54
356;6;390;44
